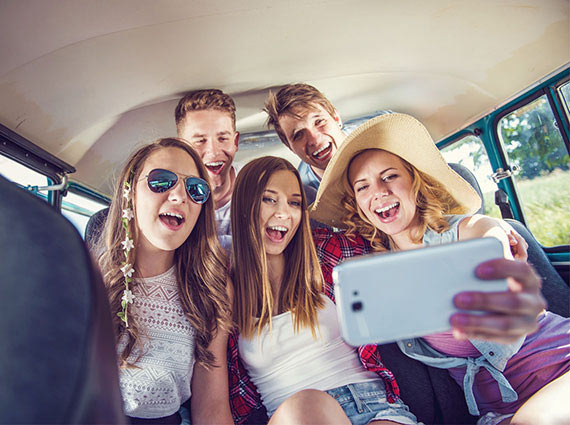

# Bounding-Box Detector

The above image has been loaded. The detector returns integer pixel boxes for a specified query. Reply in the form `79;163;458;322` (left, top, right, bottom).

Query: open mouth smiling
205;161;225;175
266;225;289;243
311;143;333;161
159;211;185;229
374;202;400;221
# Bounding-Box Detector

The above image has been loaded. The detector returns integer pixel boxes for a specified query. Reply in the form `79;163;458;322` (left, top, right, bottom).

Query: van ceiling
0;0;568;196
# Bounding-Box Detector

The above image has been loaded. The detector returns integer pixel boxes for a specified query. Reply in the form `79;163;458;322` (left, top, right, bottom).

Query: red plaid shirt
227;227;400;424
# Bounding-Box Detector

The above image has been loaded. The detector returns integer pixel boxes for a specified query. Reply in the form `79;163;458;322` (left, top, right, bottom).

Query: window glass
61;191;108;238
498;95;570;246
440;135;501;218
0;154;50;201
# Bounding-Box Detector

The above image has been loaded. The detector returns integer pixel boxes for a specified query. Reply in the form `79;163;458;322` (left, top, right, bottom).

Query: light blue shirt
298;161;321;191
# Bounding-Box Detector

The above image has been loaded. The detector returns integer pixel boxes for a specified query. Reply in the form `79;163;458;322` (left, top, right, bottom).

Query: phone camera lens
353;290;359;296
352;301;363;312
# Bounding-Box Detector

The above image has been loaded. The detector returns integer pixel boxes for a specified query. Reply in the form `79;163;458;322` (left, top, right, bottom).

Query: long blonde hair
230;156;324;339
342;149;458;251
98;138;231;368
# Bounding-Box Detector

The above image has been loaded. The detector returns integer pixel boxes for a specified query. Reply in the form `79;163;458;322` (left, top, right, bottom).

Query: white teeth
312;143;330;158
206;161;223;167
375;202;398;214
268;225;288;232
162;212;183;220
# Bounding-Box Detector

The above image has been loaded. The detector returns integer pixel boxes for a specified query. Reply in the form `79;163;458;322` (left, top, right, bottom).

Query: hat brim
309;113;481;228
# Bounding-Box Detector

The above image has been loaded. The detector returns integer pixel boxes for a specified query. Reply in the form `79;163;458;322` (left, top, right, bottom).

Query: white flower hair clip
118;179;135;327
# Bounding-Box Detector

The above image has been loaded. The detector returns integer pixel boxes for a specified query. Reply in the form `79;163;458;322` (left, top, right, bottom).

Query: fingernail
451;314;469;326
455;293;473;307
476;263;494;277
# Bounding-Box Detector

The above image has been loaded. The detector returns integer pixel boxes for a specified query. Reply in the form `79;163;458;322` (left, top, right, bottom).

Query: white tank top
239;296;378;416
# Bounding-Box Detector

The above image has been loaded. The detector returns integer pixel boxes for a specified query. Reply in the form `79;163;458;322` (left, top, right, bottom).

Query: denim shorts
325;381;420;425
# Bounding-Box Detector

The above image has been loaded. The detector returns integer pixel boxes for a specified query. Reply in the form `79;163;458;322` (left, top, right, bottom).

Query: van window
1;154;107;237
440;135;501;218
0;154;51;201
497;95;570;246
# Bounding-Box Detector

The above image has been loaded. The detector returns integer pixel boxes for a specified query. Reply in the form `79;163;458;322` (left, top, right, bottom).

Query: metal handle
27;174;68;193
491;165;520;183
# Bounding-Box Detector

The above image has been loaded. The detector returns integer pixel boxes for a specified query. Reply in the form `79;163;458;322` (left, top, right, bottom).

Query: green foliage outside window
499;96;569;180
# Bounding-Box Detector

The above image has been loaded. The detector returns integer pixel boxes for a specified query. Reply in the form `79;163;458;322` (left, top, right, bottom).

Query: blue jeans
325;381;420;425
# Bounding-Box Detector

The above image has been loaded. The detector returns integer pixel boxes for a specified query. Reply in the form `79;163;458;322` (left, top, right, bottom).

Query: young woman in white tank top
229;156;419;425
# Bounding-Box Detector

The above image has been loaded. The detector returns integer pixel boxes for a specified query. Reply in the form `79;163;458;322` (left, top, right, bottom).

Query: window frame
0;123;75;209
491;81;570;240
438;65;570;257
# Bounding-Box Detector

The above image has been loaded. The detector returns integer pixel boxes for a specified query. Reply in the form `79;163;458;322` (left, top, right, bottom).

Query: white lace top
117;266;196;418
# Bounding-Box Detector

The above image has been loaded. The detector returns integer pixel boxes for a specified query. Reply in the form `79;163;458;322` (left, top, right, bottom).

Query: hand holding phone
333;237;507;346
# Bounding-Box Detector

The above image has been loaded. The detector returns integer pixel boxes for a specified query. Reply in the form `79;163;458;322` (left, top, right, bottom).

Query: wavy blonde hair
230;156;324;339
342;149;459;251
97;138;231;368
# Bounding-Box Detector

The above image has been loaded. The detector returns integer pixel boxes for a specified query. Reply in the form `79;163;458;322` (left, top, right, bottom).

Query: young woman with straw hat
310;113;570;425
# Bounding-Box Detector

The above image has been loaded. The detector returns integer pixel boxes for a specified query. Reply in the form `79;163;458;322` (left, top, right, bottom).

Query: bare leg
268;389;350;425
268;388;405;425
510;370;570;425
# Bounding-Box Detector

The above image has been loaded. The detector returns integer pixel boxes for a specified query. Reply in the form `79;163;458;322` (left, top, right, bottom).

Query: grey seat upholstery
85;206;109;254
0;176;125;424
449;162;485;215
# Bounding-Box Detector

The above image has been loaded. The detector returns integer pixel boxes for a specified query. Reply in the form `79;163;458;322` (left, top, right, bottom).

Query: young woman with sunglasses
229;156;419;425
97;138;233;424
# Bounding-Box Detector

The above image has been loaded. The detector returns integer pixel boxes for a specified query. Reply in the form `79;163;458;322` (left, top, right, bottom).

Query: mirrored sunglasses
144;168;210;204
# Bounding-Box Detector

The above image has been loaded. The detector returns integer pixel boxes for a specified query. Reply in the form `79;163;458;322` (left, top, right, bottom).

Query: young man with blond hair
175;89;240;251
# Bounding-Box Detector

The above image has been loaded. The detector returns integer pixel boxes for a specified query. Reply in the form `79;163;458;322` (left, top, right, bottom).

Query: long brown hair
98;138;230;368
230;156;324;339
342;149;457;251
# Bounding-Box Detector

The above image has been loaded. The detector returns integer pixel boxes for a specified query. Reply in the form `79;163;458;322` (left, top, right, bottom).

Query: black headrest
0;176;125;424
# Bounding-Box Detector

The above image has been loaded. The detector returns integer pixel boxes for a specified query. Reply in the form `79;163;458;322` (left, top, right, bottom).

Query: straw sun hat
309;113;481;228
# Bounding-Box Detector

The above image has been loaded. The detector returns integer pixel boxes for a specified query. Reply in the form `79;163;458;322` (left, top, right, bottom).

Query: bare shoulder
458;214;502;237
458;214;512;258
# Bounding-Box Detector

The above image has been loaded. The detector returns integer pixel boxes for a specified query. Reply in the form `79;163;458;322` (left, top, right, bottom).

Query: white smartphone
333;237;507;346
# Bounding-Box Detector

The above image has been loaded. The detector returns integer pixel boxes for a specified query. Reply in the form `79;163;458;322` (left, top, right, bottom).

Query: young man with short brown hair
175;89;240;250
